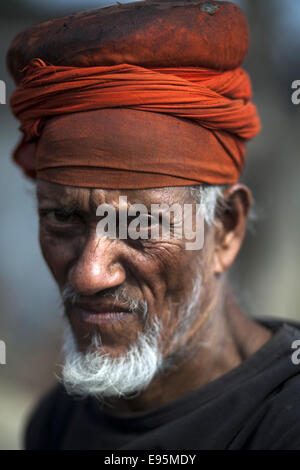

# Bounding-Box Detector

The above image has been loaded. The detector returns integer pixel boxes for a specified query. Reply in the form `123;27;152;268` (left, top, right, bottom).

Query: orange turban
7;0;261;188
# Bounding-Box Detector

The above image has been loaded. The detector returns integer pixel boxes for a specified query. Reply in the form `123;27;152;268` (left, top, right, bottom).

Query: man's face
37;180;216;360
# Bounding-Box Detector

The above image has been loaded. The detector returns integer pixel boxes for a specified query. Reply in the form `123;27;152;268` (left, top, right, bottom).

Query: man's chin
60;320;163;399
66;309;143;355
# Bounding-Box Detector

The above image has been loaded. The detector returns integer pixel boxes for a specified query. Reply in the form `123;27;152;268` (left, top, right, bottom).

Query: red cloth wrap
9;58;261;188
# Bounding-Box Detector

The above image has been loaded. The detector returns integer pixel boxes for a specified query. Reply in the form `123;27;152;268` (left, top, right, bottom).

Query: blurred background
0;0;299;449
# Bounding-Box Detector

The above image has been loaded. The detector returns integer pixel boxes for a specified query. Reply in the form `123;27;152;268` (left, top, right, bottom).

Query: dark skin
37;179;272;413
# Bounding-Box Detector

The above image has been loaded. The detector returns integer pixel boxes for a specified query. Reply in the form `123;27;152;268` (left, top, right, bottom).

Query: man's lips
70;302;131;325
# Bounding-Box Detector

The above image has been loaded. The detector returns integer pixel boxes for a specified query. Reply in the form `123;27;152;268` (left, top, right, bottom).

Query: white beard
60;269;204;400
61;317;163;399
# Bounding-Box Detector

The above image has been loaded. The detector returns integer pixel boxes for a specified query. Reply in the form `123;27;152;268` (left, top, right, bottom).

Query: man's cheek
39;233;74;282
142;239;186;271
156;242;198;287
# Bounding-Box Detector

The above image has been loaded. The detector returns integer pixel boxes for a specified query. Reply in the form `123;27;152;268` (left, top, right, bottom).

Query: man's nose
68;236;126;295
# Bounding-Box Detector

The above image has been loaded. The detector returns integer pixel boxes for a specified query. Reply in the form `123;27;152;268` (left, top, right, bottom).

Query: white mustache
60;284;148;320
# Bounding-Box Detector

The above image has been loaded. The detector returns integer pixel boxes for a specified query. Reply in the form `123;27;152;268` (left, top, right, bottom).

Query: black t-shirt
25;319;300;450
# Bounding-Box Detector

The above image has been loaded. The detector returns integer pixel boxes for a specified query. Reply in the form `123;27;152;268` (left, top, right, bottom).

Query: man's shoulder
236;371;300;450
229;318;300;449
25;383;74;450
261;373;300;449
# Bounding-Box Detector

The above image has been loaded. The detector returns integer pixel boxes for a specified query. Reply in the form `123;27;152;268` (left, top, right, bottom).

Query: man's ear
213;184;252;274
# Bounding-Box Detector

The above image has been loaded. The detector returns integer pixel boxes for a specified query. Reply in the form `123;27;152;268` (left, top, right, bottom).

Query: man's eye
39;209;81;224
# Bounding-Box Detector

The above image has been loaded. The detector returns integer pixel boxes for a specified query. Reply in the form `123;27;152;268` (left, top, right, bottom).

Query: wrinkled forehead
36;179;191;211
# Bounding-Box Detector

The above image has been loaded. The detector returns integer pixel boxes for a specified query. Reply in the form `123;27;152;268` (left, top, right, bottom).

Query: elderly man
7;0;300;450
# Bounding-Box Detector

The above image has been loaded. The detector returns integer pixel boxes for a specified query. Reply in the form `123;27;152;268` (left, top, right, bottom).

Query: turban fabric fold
9;59;261;188
7;0;261;188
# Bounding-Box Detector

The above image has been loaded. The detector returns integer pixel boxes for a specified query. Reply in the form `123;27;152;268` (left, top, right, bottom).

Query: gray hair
189;184;228;226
